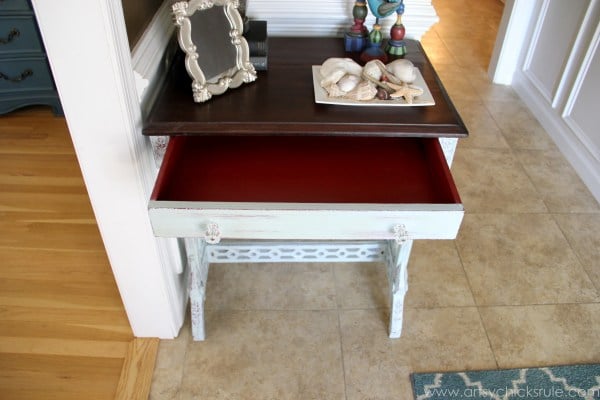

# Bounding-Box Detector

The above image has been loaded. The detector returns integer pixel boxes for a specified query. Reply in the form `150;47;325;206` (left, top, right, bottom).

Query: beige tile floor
150;1;600;399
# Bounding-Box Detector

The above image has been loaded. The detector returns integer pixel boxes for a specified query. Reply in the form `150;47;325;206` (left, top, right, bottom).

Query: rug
412;364;600;399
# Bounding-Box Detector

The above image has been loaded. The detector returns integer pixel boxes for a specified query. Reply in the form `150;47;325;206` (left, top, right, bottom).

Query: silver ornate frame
172;0;257;102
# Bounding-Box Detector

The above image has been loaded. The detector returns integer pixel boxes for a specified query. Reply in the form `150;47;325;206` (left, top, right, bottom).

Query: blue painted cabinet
0;0;62;114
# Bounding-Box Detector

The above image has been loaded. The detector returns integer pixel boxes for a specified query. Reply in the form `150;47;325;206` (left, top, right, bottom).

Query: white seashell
344;80;378;101
319;58;363;87
362;60;384;82
323;83;347;98
386;59;417;84
337;74;361;92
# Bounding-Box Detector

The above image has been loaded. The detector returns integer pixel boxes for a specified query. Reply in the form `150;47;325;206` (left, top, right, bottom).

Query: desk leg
438;137;458;167
386;239;413;338
185;238;209;341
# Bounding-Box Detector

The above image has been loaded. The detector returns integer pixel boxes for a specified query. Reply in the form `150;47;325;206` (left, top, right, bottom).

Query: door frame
31;0;186;338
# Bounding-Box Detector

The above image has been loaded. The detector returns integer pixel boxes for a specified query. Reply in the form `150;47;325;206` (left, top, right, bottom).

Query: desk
144;37;467;341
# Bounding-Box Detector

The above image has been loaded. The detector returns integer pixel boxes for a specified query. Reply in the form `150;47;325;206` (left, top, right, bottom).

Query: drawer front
148;205;464;241
0;16;42;55
0;56;54;92
0;0;31;12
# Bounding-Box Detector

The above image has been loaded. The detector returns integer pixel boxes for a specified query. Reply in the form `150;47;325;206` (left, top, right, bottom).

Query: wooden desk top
143;37;467;138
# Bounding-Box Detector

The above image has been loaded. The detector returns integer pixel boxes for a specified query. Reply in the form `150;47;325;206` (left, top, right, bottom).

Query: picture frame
172;0;257;102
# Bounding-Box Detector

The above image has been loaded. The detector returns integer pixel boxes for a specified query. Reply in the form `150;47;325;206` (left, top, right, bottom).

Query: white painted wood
563;23;600;163
148;205;464;241
438;137;458;166
386;239;412;338
184;238;209;341
186;239;413;340
550;1;600;110
245;0;438;40
488;0;539;85
31;0;186;338
206;241;387;263
514;71;600;202
510;0;600;202
522;0;589;104
131;0;176;107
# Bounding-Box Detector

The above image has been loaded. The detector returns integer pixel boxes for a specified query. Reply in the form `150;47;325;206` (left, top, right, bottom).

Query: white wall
493;0;600;203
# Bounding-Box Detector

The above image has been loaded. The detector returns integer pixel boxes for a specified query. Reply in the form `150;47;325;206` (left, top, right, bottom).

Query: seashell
323;83;347;98
386;59;417;84
344;80;378;101
319;57;363;87
376;88;390;100
337;74;361;92
362;60;384;82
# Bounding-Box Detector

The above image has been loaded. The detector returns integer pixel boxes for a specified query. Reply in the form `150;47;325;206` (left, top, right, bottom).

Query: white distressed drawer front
148;135;464;241
149;203;463;240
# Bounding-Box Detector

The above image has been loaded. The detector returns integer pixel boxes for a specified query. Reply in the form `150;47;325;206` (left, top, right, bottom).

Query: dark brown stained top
143;37;468;138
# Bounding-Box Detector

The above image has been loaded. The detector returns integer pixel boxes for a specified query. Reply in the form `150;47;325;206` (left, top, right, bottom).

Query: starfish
386;82;424;104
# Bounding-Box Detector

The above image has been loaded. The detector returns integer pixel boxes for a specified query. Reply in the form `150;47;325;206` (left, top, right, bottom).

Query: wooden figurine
352;0;407;61
360;23;388;63
385;1;407;57
344;1;369;52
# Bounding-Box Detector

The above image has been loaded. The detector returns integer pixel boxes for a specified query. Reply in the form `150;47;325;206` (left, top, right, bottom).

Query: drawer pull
203;222;221;244
0;28;20;45
392;224;410;244
0;68;33;83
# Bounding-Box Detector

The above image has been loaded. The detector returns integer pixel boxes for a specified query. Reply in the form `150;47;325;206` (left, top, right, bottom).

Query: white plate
312;65;435;107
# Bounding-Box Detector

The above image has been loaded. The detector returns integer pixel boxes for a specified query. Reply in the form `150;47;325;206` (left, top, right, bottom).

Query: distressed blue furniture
0;0;62;115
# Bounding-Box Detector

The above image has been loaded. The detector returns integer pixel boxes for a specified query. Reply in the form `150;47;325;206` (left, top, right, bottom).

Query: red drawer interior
151;135;461;205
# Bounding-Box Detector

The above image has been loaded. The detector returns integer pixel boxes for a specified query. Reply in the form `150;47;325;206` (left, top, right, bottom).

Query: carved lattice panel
206;241;387;263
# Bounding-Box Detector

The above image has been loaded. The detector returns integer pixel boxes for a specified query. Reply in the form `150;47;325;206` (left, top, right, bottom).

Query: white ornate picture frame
172;0;257;102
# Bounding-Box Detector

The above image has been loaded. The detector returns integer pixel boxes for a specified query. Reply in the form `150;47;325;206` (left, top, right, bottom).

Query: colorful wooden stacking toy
344;1;370;52
385;1;407;57
345;0;407;60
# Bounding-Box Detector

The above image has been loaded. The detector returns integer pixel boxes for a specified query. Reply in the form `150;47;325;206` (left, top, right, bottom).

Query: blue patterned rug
412;364;600;399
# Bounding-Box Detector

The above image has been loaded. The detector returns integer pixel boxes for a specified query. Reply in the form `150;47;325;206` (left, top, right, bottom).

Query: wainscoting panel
513;0;600;202
523;0;589;104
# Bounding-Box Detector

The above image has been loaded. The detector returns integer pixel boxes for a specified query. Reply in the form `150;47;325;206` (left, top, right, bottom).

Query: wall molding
131;0;176;108
488;0;540;85
552;0;600;110
513;72;600;203
562;22;600;163
521;0;553;104
246;0;438;40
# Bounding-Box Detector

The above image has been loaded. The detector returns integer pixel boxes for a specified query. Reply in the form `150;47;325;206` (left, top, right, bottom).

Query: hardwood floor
0;107;134;399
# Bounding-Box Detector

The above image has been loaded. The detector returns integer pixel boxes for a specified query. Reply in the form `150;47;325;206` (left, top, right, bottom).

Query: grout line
172;312;192;400
331;264;349;400
452;240;500;369
549;212;600;295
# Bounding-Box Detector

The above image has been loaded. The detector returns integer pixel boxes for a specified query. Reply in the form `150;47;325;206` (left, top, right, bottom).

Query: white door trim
488;0;540;85
31;0;186;338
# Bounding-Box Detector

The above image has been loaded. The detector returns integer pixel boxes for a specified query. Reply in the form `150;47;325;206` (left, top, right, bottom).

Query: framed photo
172;0;257;102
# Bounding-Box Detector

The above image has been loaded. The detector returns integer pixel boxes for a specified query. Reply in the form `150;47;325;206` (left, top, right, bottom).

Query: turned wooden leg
386;239;413;338
184;238;209;341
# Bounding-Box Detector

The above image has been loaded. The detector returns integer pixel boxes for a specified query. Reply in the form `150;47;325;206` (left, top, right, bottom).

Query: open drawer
148;135;463;242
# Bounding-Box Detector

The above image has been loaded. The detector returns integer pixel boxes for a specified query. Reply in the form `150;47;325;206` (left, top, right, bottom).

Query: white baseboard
513;73;600;204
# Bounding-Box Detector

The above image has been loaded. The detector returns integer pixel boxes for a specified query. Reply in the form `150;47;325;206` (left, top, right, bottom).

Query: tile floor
150;1;600;399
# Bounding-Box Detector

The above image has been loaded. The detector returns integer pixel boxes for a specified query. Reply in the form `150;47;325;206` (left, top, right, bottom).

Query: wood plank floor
0;107;134;400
